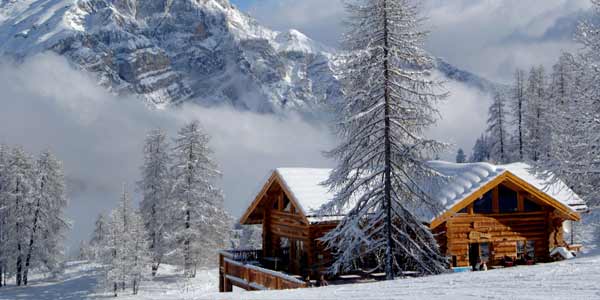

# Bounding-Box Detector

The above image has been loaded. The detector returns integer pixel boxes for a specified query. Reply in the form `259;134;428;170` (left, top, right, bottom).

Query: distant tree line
466;1;600;208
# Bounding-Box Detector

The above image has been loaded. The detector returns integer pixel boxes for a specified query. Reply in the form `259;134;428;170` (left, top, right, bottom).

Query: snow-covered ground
2;255;600;299
0;261;219;300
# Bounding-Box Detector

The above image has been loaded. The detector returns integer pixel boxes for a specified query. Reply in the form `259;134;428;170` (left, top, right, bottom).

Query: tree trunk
15;181;23;286
16;252;22;286
382;0;394;281
24;181;44;286
184;209;191;277
133;279;138;295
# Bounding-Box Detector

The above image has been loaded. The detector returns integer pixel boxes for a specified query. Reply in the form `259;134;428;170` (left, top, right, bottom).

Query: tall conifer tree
322;0;448;279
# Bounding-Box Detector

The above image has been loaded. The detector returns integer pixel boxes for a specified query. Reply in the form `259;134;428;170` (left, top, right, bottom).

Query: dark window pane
517;240;525;256
499;186;518;213
526;241;535;258
480;243;490;263
458;206;468;213
474;191;493;213
523;198;542;212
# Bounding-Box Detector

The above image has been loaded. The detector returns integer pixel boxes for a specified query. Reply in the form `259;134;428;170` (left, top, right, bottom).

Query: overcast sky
232;0;592;82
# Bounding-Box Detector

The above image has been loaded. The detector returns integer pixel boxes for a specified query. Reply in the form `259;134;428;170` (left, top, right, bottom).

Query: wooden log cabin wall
243;173;338;278
432;179;577;268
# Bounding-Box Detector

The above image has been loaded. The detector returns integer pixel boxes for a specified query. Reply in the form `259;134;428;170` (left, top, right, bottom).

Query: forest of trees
467;0;600;209
0;145;69;287
80;121;232;296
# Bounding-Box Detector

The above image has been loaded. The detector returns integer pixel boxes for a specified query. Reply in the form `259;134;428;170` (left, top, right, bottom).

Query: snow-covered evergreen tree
486;92;509;163
137;129;171;276
524;66;550;162
169;121;231;277
510;69;527;161
470;134;491;163
100;186;150;296
127;210;150;295
23;150;69;285
533;4;600;208
321;0;449;279
3;147;35;286
455;148;466;163
90;213;109;260
0;144;8;287
0;146;68;287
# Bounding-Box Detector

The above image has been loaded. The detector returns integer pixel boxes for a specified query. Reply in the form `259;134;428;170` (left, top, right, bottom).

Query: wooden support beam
517;192;525;212
492;187;499;213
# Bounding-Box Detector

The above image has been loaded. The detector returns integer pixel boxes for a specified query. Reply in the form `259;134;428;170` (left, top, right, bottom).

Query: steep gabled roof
239;162;588;226
238;168;338;225
425;161;587;228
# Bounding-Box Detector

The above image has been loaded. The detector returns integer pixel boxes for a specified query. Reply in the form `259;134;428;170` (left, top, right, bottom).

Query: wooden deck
219;250;308;292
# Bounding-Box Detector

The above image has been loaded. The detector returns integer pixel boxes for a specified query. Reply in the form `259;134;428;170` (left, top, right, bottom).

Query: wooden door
289;240;306;275
469;243;480;269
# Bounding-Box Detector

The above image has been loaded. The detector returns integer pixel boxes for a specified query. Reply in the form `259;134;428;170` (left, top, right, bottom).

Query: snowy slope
2;255;600;299
0;0;499;115
208;255;600;300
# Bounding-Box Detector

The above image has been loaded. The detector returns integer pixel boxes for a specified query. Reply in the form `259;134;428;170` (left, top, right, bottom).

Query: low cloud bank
0;54;335;251
0;53;488;252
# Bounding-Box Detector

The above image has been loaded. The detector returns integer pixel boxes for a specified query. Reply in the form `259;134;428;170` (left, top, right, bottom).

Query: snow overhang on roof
239;162;588;226
425;161;588;214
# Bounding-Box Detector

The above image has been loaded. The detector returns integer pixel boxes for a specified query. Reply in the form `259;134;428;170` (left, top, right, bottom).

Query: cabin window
283;194;292;212
526;241;535;258
499;186;518;213
523;198;542;212
480;243;491;263
473;191;493;213
517;240;535;259
458;206;468;214
517;240;525;257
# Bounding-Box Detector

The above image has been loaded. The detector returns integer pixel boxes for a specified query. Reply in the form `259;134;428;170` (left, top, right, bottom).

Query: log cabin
219;161;588;292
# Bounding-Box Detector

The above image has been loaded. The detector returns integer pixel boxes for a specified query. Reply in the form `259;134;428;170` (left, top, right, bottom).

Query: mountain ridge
0;0;501;114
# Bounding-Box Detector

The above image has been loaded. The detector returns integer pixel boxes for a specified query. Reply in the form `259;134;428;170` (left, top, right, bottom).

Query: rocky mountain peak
0;0;498;115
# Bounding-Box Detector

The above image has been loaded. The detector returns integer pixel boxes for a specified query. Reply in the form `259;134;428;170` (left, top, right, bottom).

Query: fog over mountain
0;0;500;112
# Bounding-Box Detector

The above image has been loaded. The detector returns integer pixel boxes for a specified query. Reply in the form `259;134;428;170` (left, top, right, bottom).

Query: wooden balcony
219;249;308;292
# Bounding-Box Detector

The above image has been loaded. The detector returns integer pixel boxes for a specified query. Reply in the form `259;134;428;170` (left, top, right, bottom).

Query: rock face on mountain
0;0;498;114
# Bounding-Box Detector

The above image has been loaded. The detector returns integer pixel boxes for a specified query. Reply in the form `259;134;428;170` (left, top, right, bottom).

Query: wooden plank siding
441;211;552;267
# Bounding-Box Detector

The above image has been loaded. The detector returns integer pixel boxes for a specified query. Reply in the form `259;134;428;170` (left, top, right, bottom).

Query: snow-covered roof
274;168;335;217
426;161;588;214
270;161;587;224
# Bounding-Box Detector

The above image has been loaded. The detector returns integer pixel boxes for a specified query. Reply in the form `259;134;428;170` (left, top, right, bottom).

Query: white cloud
428;73;493;159
424;0;591;81
244;0;592;82
0;54;335;252
246;0;346;47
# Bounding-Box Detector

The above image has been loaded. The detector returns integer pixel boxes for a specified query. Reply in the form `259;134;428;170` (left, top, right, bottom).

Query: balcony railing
219;249;308;292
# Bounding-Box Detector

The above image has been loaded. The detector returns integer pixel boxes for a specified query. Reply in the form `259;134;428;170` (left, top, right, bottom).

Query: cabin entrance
469;242;491;269
289;240;307;275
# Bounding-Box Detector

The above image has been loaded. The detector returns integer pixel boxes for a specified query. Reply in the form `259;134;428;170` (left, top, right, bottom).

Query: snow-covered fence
219;251;308;292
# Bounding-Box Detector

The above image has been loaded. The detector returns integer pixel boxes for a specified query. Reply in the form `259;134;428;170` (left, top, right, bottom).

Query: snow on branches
0;145;69;287
321;0;449;278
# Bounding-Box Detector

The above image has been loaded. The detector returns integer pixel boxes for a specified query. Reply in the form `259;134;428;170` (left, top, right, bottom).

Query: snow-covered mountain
0;0;499;114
